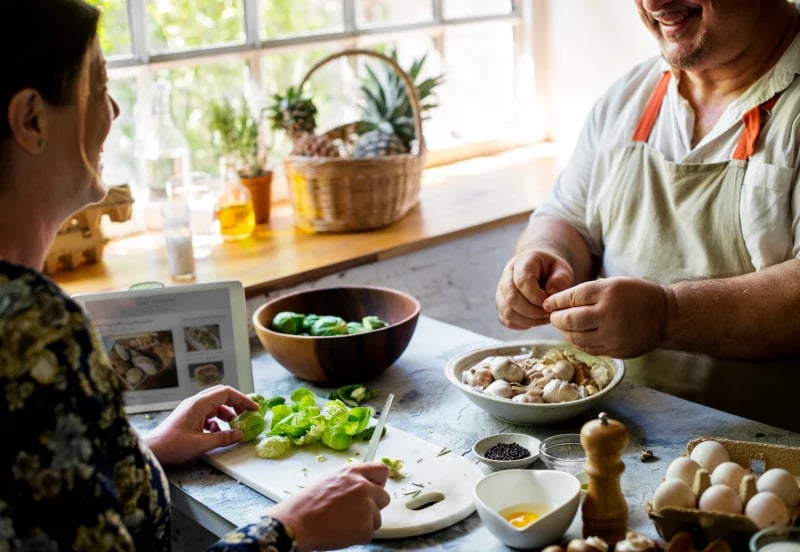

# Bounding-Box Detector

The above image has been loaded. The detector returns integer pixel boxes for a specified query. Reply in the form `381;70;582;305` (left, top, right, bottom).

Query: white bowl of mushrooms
444;341;625;425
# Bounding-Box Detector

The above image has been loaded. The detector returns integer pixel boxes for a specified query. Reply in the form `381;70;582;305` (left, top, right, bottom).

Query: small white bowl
473;469;581;549
472;433;541;470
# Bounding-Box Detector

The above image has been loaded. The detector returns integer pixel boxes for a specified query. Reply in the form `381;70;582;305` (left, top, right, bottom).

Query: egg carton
646;437;800;550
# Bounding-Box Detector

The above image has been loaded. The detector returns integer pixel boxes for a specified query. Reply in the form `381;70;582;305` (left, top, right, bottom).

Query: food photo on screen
189;361;224;387
183;324;222;352
105;330;179;391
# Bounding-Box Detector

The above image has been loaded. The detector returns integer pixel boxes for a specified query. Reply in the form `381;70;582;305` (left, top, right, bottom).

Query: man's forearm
662;258;800;359
516;215;596;284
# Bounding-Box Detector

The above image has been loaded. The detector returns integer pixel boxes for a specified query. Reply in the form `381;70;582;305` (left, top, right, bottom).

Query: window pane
440;23;517;142
443;0;513;19
261;47;359;156
104;77;138;186
356;0;433;27
356;39;445;147
152;61;251;175
87;0;132;57
260;0;344;40
147;0;245;54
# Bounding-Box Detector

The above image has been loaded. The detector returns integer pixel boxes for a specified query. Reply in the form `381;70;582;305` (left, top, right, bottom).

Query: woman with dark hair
0;1;389;550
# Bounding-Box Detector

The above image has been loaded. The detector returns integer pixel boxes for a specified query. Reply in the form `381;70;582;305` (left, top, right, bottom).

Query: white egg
689;440;730;472
698;484;743;514
653;479;696;512
745;491;790;529
711;461;748;491
756;468;800;507
666;457;702;487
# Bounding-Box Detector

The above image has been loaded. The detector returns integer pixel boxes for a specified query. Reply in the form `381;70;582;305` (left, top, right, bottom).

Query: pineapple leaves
356;49;444;151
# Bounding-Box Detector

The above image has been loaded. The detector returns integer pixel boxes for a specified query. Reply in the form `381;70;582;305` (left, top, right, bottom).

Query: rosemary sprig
437;447;451;457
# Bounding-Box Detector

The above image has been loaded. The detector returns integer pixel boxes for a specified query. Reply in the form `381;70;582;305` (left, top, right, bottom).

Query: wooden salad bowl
252;285;420;384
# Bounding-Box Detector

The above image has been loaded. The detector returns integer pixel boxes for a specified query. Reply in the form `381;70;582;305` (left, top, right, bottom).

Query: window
87;0;534;219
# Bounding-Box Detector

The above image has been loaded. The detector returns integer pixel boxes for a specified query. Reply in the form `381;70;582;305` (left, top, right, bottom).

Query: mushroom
566;536;608;552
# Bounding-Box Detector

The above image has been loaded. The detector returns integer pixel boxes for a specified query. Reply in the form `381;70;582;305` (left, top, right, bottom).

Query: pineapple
267;86;318;141
352;50;444;158
292;134;341;158
351;130;407;158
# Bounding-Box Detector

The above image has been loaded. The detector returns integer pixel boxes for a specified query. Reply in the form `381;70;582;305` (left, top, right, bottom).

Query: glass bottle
215;160;255;241
139;79;191;231
162;192;196;282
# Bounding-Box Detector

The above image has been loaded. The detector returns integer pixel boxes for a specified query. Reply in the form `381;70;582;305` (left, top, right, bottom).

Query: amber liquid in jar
216;201;255;241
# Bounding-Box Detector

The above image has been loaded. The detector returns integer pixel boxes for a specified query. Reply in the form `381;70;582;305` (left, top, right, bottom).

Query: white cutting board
204;425;483;539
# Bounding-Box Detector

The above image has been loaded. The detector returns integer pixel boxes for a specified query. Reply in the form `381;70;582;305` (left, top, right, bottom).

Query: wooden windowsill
54;146;558;298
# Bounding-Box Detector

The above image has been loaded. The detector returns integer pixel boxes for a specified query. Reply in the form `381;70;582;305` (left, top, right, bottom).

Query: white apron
596;72;799;431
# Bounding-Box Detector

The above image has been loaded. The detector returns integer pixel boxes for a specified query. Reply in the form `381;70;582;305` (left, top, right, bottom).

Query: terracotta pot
240;172;273;224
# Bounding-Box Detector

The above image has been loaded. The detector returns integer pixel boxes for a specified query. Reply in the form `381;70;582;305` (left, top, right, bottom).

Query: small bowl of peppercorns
472;432;541;470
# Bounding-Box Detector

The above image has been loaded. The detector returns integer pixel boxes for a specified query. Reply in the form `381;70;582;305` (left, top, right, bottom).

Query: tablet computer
73;280;253;413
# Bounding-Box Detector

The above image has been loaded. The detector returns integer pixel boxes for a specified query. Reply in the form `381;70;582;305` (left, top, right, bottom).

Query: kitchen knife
363;393;394;463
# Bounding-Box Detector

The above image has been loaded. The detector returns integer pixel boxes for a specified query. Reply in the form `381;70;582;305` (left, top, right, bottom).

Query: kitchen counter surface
130;316;800;550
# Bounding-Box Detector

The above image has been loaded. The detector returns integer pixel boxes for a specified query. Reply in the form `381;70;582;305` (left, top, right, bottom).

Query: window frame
103;0;540;205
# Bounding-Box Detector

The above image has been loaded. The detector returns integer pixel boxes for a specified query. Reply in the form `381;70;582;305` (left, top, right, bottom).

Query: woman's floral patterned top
0;261;296;551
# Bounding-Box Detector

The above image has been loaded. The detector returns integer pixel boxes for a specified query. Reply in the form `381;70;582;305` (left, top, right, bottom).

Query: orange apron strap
633;71;672;142
732;93;782;161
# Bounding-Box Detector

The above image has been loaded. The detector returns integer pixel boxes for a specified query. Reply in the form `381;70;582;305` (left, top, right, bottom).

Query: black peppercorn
484;442;530;461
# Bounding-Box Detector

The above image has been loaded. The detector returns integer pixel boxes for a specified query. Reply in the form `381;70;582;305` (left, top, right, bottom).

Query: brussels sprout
346;322;367;334
271;311;305;335
230;410;266;442
301;314;320;332
310;315;348;336
255;435;292;459
247;393;270;415
362;315;388;330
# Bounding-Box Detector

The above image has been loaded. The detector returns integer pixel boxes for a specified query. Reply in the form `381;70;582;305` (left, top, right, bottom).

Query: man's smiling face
635;0;766;70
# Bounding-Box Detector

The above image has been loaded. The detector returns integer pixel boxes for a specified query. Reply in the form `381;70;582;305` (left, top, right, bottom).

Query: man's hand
496;249;575;329
543;276;669;358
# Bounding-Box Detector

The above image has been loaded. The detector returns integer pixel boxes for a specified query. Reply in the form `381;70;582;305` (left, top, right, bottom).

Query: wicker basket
284;49;426;233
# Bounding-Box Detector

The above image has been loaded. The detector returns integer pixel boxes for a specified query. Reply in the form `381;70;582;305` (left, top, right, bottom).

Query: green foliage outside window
147;0;245;52
85;0;130;56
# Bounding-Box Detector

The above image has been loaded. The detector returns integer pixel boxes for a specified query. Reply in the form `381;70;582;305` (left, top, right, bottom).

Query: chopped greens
381;457;405;479
326;384;378;406
252;387;375;459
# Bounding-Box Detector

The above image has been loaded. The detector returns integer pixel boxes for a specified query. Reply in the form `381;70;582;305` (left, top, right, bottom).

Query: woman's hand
144;385;259;465
267;462;391;552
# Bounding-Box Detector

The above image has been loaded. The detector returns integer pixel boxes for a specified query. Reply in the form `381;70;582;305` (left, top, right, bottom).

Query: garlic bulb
542;379;580;403
484;380;514;399
489;356;524;383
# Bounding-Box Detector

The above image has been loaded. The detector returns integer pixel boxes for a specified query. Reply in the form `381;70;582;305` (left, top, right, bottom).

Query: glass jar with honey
215;159;255;241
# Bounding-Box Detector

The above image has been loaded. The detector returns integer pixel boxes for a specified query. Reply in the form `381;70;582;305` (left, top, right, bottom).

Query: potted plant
209;96;273;224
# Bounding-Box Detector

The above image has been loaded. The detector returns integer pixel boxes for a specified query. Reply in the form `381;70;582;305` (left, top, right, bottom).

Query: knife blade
363;393;394;463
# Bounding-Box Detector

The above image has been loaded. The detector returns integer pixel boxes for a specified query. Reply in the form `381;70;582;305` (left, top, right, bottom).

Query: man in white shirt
495;0;800;429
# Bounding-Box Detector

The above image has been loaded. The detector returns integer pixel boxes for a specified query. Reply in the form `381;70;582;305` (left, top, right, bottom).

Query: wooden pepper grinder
580;411;629;547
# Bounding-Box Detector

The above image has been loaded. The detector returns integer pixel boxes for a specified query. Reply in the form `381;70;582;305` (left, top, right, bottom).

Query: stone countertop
130;316;800;550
